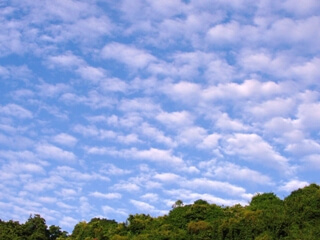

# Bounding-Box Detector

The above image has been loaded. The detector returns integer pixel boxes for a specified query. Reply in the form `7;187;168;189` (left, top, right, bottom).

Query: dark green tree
284;183;320;239
21;214;50;240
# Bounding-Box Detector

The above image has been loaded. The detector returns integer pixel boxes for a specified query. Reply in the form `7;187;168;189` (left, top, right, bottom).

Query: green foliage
172;199;184;208
0;214;67;240
0;219;22;240
250;192;283;210
70;218;118;240
49;225;68;240
110;234;129;240
2;184;320;240
127;214;153;235
283;183;320;239
23;214;50;240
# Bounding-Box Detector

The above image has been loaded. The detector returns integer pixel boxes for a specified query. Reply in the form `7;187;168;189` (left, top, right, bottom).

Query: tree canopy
1;184;320;239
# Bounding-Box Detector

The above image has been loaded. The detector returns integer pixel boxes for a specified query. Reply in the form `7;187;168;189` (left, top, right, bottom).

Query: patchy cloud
0;0;319;232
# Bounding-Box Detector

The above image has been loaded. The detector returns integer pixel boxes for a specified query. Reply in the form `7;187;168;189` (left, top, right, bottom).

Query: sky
1;0;320;232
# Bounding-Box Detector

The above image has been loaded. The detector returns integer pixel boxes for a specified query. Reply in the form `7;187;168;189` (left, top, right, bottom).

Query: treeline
1;184;320;240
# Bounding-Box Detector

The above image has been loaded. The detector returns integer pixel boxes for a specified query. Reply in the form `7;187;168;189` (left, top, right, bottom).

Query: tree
0;219;22;240
49;225;68;240
22;214;50;240
284;183;320;239
172;200;184;208
249;193;286;238
127;214;153;235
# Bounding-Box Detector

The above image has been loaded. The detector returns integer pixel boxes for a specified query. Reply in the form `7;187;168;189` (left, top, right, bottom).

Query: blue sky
1;0;320;232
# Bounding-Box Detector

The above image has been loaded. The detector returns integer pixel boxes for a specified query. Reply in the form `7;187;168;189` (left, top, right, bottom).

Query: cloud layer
1;0;319;232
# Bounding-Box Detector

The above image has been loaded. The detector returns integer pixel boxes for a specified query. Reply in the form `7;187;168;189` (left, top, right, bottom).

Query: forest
1;183;320;240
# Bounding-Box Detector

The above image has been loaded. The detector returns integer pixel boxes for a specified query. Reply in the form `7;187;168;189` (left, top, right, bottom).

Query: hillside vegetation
1;184;320;240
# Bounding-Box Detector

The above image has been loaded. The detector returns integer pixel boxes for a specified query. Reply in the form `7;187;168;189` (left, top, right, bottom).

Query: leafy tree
249;192;286;238
127;214;153;235
167;203;191;229
70;221;88;240
284;183;320;239
0;219;22;240
49;225;68;240
3;184;320;240
22;214;50;240
172;199;184;208
187;220;211;240
110;234;129;240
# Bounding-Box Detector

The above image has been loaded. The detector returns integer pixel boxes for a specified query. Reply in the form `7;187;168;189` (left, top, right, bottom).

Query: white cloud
38;197;57;204
117;133;141;145
163;81;201;104
238;50;290;77
12;89;35;100
52;133;77;147
0;104;32;119
59;188;78;198
56;166;109;182
85;147;111;155
177;126;207;145
36;144;76;162
130;199;155;211
147;0;186;17
296;102;320;130
224;133;289;171
119;98;160;114
154;172;182;183
90;192;122;199
59;216;79;230
246;98;295;120
141;193;159;202
199;161;273;185
22;0;96;23
139;122;176;146
37;82;70;98
214;113;249;132
127;148;185;167
79;196;92;216
102;205;128;217
205;58;235;83
11;162;45;174
302;154;320;169
63;16;113;42
165;189;248;206
57;202;76;210
266;16;320;50
156;110;194;129
100;164;131;175
289;57;320;85
47;52;85;69
182;178;247;197
264;117;297;136
202;79;285;102
100;78;128;93
73;124;99;137
278;180;309;192
285;139;320;156
283;0;320;16
0;134;34;149
24;181;56;193
113;182;140;192
101;42;157;68
0;150;39;162
0;65;9;77
207;21;241;44
76;65;106;82
198;133;221;149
